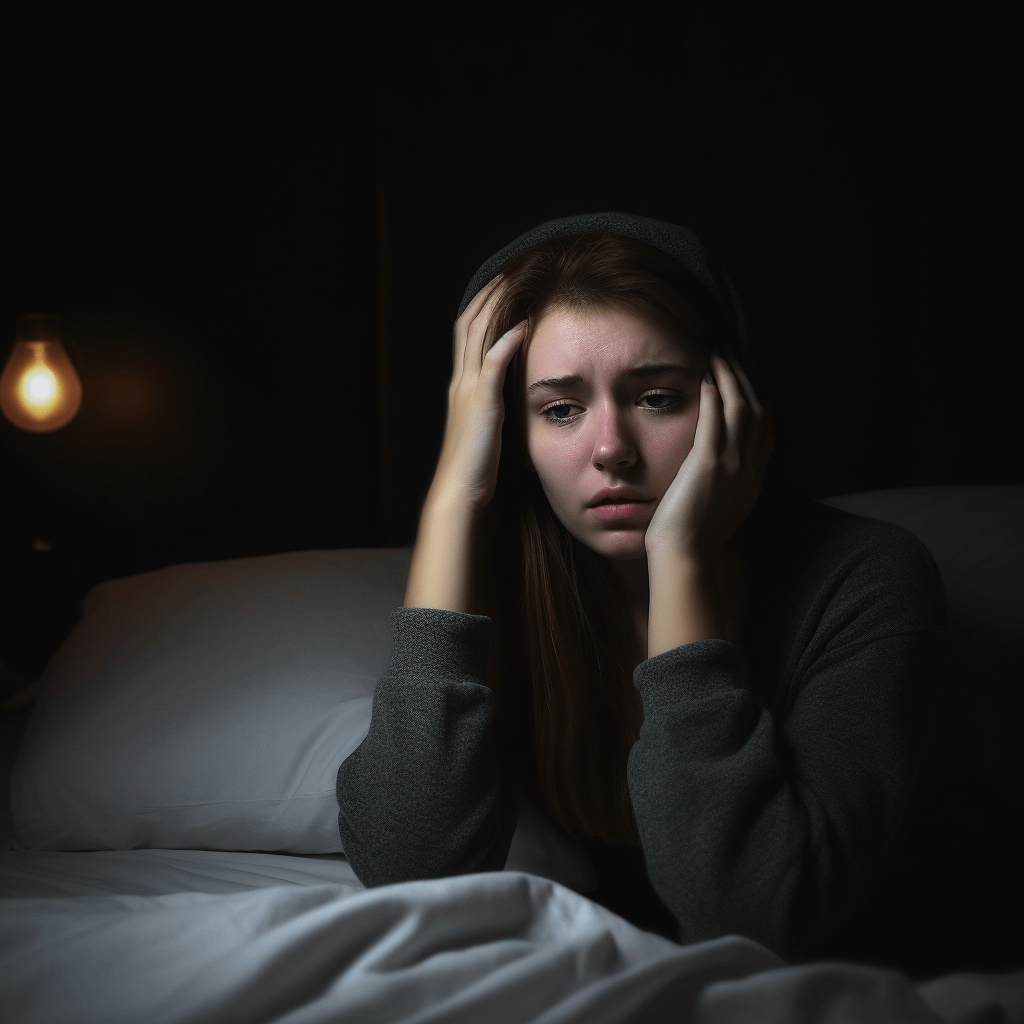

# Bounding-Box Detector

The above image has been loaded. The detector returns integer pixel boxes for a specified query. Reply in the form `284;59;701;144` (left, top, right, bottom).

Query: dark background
1;3;1016;680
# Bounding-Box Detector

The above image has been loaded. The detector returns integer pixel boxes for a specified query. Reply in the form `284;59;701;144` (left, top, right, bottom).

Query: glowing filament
22;363;59;408
0;336;84;432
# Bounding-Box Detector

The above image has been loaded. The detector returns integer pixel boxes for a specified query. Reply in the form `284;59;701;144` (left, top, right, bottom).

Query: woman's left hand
645;349;775;564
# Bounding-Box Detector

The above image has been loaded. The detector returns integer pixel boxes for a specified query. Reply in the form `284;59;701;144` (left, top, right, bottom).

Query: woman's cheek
533;438;593;527
528;438;569;503
648;419;697;483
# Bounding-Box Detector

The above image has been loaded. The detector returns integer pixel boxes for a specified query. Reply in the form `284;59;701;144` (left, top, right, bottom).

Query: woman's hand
404;276;525;612
429;275;527;516
645;349;775;565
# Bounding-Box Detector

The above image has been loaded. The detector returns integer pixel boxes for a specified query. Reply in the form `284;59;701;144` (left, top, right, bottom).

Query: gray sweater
336;499;954;962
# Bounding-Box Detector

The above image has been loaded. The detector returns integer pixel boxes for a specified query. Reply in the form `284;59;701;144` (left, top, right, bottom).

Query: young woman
336;213;953;964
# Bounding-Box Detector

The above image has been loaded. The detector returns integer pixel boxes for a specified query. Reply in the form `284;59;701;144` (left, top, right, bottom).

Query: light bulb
0;314;83;432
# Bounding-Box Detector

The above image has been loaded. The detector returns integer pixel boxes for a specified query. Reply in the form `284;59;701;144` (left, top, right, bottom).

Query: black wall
2;3;1016;677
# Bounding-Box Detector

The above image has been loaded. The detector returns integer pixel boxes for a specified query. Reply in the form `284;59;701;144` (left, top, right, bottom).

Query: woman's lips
588;500;654;521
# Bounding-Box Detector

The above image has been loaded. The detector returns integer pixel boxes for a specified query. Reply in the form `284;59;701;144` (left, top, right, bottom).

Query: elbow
338;796;515;889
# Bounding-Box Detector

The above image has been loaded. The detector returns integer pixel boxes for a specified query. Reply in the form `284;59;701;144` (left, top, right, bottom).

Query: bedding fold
5;863;1013;1024
2;850;1022;1023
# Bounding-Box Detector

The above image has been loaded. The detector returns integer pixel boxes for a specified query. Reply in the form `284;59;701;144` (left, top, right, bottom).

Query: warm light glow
22;364;59;406
0;318;84;432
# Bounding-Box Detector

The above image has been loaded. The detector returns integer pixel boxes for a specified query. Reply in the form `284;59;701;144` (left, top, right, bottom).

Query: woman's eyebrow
527;363;699;395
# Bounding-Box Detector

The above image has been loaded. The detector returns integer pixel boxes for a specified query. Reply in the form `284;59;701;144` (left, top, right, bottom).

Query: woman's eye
542;393;683;424
544;403;578;423
640;392;682;411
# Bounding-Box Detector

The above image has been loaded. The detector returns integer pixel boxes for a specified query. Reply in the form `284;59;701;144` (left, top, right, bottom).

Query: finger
453;274;505;370
709;351;748;459
725;352;763;417
482;321;528;377
726;354;773;477
694;362;724;455
716;350;770;474
461;277;508;377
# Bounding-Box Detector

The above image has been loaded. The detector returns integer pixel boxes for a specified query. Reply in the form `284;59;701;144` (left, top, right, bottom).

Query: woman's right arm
336;279;526;887
336;603;517;886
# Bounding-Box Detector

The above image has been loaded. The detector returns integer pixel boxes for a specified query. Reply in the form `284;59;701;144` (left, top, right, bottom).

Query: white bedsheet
0;847;363;898
1;850;1022;1024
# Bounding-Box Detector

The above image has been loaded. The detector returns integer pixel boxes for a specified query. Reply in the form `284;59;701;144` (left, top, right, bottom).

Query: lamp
0;313;83;432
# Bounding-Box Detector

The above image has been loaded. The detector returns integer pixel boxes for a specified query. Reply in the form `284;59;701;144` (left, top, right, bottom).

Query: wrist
647;552;729;659
646;540;749;658
404;490;482;614
647;546;713;586
423;482;487;525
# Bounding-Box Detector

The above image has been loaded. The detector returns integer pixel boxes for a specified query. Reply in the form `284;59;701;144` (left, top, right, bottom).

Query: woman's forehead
526;305;701;377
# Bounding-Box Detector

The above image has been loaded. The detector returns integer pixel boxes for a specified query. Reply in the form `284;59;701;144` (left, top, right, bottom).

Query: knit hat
457;211;751;378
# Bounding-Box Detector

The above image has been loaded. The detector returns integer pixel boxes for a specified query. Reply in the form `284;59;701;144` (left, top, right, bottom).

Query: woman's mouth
588;500;654;521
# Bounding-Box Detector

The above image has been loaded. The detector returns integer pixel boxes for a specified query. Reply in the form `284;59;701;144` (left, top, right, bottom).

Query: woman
336;212;953;964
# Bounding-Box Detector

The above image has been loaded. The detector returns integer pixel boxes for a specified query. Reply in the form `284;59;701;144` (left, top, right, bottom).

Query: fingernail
704;371;715;385
489;273;504;285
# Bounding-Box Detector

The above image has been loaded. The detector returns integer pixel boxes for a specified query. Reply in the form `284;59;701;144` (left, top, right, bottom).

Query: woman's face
522;304;708;565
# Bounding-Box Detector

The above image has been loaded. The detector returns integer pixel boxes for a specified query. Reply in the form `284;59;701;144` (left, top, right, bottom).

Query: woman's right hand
429;275;527;516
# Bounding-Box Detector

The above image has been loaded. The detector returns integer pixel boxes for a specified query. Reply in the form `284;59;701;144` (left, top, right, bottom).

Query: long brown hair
472;232;758;844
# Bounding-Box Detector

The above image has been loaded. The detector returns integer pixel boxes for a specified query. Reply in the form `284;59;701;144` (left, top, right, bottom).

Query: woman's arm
336;278;526;887
630;516;953;962
647;547;739;657
336;604;517;886
338;493;514;886
403;489;481;613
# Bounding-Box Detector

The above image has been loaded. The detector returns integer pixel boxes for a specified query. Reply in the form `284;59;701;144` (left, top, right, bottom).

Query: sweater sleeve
336;606;518;888
628;519;953;962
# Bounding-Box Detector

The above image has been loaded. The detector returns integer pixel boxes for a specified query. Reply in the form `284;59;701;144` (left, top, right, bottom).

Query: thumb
694;370;722;453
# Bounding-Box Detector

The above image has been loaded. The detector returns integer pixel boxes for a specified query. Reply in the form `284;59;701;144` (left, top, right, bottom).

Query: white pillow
8;544;600;885
11;549;413;853
14;485;1019;863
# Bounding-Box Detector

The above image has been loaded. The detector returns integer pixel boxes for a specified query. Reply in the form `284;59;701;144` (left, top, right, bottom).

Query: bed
2;485;1022;1023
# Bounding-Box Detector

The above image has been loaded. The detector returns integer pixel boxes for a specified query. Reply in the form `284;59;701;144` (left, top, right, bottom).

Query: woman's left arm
630;544;952;962
637;350;951;960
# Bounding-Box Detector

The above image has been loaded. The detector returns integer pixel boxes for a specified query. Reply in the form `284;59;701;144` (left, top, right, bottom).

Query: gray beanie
457;211;749;366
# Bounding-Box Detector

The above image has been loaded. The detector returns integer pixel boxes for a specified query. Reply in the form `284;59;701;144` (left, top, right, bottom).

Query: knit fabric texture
337;212;955;966
337;500;954;963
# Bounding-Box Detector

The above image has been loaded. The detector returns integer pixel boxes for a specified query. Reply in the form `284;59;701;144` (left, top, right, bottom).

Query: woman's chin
585;530;649;563
555;509;650;562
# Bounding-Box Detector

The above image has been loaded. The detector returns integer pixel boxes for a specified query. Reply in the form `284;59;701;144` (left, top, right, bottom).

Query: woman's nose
591;406;637;469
